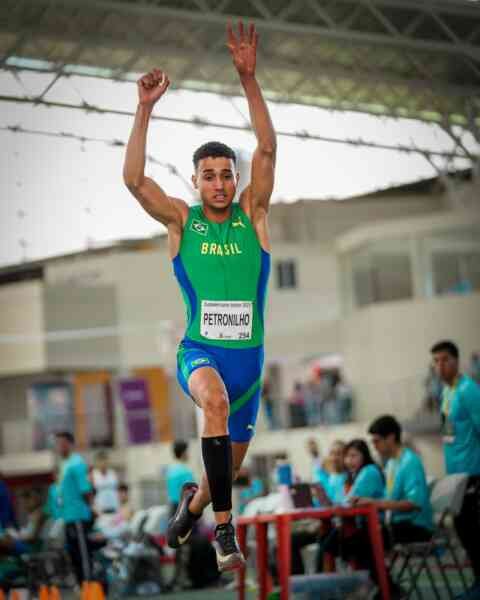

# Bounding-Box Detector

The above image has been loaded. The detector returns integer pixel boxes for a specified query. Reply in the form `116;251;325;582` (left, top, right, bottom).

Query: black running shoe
166;482;200;549
212;519;245;572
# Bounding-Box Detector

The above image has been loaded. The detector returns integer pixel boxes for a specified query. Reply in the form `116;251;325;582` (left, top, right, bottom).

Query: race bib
200;300;252;341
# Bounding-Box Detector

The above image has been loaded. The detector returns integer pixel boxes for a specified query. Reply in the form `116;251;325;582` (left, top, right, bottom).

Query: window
276;259;297;289
432;251;480;295
351;243;413;308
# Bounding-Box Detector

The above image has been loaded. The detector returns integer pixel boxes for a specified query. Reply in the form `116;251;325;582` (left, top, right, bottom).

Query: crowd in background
263;368;353;430
1;340;479;598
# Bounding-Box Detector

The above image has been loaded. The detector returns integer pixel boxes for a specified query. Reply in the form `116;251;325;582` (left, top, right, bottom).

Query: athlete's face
192;156;238;211
432;350;458;384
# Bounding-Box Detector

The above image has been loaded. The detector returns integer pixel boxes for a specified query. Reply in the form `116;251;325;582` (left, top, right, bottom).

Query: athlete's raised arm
228;22;277;217
123;69;188;230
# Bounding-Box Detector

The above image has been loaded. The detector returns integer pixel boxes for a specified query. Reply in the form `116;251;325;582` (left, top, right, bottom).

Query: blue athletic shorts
176;338;264;443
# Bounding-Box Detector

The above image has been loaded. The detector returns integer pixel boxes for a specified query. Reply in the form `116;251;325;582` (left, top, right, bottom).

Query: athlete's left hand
227;21;258;78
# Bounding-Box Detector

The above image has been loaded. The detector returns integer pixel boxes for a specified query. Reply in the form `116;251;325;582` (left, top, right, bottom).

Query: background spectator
432;340;480;600
165;440;195;518
344;439;385;502
262;379;277;430
0;475;16;530
323;440;347;504
288;381;306;428
55;431;95;585
46;466;61;521
469;352;480;384
92;450;120;515
0;489;46;556
350;415;433;599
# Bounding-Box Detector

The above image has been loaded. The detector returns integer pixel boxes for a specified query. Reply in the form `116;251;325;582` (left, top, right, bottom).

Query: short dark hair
193;141;236;170
368;415;402;443
430;340;459;359
118;483;129;493
55;431;74;444
173;439;188;460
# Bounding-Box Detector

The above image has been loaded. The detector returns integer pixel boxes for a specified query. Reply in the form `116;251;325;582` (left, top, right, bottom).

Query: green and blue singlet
173;203;270;442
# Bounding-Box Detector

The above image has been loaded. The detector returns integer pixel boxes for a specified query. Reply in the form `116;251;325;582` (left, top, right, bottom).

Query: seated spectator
288;441;347;575
319;440;347;504
306;438;329;490
165;440;195;518
117;483;133;523
349;415;433;599
343;439;385;503
92;450;119;515
306;439;386;574
235;467;265;515
0;489;46;556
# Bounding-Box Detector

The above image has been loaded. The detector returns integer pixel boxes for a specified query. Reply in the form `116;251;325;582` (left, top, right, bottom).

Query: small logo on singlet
232;217;246;229
190;219;209;236
191;357;209;367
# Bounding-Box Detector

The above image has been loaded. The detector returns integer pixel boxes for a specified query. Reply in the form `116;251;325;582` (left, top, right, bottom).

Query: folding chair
389;473;470;600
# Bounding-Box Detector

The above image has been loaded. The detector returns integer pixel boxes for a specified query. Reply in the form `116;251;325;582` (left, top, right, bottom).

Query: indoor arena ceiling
1;0;479;131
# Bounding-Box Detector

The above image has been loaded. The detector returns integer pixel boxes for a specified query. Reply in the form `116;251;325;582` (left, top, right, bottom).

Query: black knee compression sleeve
201;435;233;512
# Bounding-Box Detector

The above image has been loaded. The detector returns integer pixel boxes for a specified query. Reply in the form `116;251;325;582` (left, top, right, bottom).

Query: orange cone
38;586;50;600
0;589;5;600
90;582;105;600
80;582;90;600
10;591;20;600
49;586;61;600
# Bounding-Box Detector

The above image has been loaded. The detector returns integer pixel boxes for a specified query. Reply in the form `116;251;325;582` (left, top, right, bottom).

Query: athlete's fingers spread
248;23;255;45
238;20;245;43
227;21;237;48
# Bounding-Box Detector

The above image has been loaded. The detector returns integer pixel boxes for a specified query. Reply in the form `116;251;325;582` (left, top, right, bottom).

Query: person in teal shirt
344;439;385;503
46;467;62;521
347;416;432;598
323;440;348;504
165;440;196;516
431;340;480;599
361;415;433;534
55;432;93;585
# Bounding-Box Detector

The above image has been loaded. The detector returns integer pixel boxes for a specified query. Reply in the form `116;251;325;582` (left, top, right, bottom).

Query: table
236;505;390;600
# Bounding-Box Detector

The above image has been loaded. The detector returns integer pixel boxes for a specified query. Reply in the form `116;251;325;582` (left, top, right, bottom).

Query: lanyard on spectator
386;449;404;494
442;376;459;419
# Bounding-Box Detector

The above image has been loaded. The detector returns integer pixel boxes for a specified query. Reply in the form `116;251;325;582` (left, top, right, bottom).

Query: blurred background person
0;474;16;531
92;449;120;515
469;351;480;384
0;489;46;556
262;379;277;430
431;340;480;600
45;466;62;521
55;431;95;585
288;381;306;428
165;440;195;518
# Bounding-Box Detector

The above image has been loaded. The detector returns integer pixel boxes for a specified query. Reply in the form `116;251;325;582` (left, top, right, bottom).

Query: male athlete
123;21;276;571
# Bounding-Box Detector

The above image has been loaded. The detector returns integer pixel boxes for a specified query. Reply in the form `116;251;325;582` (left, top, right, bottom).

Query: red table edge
236;503;391;600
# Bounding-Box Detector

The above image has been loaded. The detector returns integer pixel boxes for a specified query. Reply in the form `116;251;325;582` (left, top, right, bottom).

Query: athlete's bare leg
187;366;250;525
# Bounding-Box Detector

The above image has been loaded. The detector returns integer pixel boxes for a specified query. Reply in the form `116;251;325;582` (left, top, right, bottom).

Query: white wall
342;292;480;420
0;281;46;376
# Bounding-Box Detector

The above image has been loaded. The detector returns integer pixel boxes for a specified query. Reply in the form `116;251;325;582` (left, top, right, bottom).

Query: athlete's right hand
137;69;170;106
